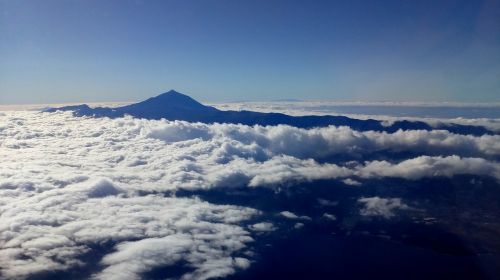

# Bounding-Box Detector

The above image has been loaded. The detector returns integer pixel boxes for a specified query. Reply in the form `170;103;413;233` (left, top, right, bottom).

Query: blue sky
1;0;499;104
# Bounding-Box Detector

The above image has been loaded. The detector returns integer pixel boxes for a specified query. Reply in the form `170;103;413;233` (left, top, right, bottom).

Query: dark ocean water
229;233;500;280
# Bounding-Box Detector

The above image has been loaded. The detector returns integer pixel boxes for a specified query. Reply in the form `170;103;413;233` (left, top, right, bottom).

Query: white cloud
279;211;311;221
356;155;500;180
322;213;337;221
248;222;276;232
0;178;259;279
136;113;500;160
342;178;361;186
280;211;300;219
0;112;498;200
95;235;253;280
206;155;500;188
294;223;305;229
0;111;499;279
358;197;409;218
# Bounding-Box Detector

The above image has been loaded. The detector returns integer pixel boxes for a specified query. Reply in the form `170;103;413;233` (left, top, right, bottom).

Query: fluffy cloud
96;235;253;280
356;155;500;180
0;111;499;279
358;197;409;218
1;111;498;194
279;211;311;221
145;119;500;159
205;155;500;187
0;178;259;279
248;222;276;232
342;178;362;186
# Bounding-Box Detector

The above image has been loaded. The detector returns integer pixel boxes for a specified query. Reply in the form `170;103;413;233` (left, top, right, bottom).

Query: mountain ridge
44;90;493;136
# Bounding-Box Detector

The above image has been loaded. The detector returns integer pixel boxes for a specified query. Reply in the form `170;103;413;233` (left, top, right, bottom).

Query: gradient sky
1;0;499;104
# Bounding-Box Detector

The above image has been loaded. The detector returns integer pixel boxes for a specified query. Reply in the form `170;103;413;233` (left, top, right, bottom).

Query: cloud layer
1;111;499;279
211;101;500;132
0;177;259;279
358;197;409;218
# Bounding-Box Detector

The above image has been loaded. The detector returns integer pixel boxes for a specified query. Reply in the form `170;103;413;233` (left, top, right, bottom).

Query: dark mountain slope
44;90;493;135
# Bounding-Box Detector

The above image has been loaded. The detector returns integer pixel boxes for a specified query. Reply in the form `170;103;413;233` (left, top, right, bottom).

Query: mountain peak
160;89;184;96
42;91;492;136
133;90;207;110
154;90;194;100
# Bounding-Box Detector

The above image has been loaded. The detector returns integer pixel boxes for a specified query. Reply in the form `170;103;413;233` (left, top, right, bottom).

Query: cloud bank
0;111;499;279
1;111;499;192
0;178;259;280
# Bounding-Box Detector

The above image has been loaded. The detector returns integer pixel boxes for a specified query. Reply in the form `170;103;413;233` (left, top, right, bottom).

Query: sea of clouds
1;111;499;279
211;101;500;132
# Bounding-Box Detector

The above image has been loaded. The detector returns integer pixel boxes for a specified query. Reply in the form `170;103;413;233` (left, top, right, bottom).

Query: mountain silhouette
44;90;493;135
